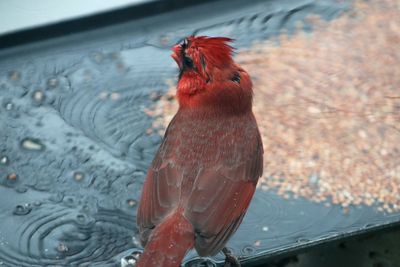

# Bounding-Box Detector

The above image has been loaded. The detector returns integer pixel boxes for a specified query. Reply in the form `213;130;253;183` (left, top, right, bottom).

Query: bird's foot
222;247;241;267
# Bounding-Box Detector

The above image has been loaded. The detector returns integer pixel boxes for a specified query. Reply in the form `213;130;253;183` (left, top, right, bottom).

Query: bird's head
172;36;234;82
171;36;252;112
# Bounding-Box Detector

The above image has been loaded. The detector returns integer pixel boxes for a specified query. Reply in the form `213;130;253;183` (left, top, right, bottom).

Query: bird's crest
172;36;235;78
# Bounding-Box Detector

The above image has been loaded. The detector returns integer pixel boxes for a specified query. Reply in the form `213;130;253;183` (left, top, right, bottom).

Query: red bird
136;36;263;267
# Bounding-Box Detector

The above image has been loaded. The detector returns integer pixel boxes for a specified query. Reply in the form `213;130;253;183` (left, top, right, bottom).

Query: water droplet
21;138;45;151
84;70;92;81
57;242;68;253
15;185;28;193
76;214;86;223
33;201;42;206
64;196;75;207
121;251;141;267
8;71;20;81
262;226;269;232
127;199;137;207
149;91;162;102
241;245;256;255
99;91;108;100
82;204;90;212
0;156;9;165
110;92;121;101
13;204;32;215
75;213;95;227
296;238;310;243
363;223;375;229
91;52;104;64
47;78;59;89
145;128;153;135
73;171;84;181
5;102;13;110
32;90;45;103
50;192;64;203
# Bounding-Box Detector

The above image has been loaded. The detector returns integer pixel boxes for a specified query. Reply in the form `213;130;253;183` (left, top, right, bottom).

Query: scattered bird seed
148;0;400;213
21;138;45;151
8;71;20;81
73;171;84;181
6;173;17;181
32;90;45;102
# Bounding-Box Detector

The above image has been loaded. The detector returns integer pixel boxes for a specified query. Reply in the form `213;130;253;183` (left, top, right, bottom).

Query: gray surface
1;0;398;266
0;0;151;35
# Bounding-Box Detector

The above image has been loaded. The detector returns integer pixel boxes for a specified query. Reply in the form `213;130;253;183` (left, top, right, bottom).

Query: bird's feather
137;110;263;255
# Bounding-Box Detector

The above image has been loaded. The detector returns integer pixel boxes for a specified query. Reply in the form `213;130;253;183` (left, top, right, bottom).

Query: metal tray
0;0;399;266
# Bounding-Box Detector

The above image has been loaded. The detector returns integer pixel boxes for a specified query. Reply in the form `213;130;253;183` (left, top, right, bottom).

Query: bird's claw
222;248;241;267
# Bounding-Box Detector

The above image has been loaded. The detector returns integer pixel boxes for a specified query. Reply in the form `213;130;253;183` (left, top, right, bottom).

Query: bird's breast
165;111;256;170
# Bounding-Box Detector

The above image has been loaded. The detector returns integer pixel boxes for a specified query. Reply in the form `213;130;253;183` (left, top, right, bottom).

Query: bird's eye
184;56;193;68
231;72;241;83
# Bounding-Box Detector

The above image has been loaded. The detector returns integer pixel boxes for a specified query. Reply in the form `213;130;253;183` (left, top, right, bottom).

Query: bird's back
137;108;263;256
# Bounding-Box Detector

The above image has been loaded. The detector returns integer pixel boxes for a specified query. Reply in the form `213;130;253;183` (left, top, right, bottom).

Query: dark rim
0;0;219;50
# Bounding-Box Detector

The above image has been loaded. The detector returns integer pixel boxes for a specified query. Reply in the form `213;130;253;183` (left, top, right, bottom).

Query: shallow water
1;0;398;266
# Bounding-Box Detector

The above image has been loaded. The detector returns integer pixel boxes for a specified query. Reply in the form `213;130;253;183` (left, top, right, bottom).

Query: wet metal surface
1;0;398;266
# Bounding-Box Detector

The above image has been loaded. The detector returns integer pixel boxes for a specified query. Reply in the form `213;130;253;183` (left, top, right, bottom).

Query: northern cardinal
136;36;263;267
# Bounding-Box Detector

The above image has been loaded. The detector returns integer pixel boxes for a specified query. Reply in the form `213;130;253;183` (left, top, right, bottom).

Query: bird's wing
186;128;263;256
137;113;264;255
137;115;184;246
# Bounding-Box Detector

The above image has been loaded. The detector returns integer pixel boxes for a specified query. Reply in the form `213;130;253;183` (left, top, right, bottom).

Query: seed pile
149;0;400;213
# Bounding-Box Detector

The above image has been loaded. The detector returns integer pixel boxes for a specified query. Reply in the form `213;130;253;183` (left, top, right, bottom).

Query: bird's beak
171;44;183;70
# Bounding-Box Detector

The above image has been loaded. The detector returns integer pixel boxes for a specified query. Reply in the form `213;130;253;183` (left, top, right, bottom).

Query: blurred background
0;0;399;266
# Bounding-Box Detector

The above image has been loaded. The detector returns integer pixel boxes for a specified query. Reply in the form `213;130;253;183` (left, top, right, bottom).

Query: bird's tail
136;211;194;267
